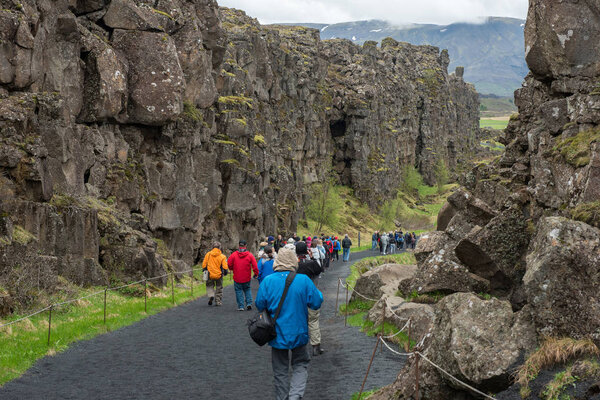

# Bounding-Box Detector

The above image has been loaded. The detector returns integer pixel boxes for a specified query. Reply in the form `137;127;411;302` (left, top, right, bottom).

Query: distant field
479;95;517;118
480;117;509;130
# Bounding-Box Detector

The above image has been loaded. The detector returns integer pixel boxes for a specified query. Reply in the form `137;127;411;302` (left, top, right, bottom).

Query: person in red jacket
227;240;259;311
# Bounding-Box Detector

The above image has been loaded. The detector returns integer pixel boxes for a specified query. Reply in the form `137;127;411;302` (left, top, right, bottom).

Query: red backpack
325;240;333;254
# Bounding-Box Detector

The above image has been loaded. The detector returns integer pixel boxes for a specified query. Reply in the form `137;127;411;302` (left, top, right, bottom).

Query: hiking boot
208;296;214;306
312;344;325;356
215;303;222;306
238;307;245;311
246;305;252;311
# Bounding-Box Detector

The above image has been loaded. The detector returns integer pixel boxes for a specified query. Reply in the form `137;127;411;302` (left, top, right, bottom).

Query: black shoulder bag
247;272;296;346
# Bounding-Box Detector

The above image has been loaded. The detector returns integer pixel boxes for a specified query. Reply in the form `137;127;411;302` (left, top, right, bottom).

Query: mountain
292;18;527;97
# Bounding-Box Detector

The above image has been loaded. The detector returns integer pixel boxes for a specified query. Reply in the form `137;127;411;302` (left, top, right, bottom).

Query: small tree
434;158;449;193
400;166;424;198
305;179;343;232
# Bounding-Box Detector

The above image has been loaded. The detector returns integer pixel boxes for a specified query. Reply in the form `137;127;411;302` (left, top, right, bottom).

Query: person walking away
295;241;325;355
255;247;323;400
372;231;378;251
258;246;276;283
228;240;259;311
411;232;417;249
310;241;323;267
274;235;284;253
317;239;329;270
380;232;389;255
388;233;395;254
404;232;411;250
341;234;352;262
257;241;268;259
333;237;341;261
202;241;229;306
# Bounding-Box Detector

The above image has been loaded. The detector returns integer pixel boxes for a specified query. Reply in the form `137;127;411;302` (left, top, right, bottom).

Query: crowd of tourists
371;230;417;255
200;233;352;400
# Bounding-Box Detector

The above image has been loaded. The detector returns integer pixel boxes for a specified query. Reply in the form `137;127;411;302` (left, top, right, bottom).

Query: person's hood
207;248;222;258
237;248;249;257
274;247;298;272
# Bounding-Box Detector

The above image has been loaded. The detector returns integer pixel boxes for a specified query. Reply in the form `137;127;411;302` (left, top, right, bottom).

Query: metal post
415;353;420;400
171;273;175;305
358;232;361;248
408;319;412;352
191;272;194;297
103;288;108;324
335;279;340;316
380;301;385;353
345;282;349;327
358;335;381;400
144;279;147;313
47;305;53;346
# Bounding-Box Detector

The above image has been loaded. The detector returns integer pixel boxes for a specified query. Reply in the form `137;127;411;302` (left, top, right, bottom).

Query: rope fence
339;277;498;400
0;266;212;343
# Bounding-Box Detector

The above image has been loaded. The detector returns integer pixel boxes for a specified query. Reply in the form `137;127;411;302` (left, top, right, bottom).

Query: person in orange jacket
202;241;229;306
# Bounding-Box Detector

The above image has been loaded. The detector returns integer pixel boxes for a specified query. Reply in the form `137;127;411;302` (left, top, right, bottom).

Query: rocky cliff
371;0;600;398
0;0;478;312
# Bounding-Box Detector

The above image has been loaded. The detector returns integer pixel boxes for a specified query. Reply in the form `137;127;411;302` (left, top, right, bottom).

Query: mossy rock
571;201;600;228
554;127;600;168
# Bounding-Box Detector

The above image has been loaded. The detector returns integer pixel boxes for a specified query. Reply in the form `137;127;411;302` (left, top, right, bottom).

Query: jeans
390;244;396;254
342;248;350;262
372;240;377;250
272;345;310;400
234;281;252;309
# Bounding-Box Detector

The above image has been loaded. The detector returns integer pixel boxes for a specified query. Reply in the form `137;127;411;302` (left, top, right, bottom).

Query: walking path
0;250;404;400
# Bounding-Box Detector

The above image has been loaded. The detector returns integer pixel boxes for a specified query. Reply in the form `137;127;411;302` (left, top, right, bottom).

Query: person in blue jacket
257;246;276;283
255;246;323;400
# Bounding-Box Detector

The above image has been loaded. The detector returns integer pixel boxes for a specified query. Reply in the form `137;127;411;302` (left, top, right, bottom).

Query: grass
350;388;379;399
516;337;600;398
554;127;600;168
570;201;600;228
0;271;232;386
480;118;509;130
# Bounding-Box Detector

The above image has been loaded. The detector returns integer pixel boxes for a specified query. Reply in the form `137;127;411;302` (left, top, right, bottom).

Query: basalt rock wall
373;0;600;398
0;0;478;312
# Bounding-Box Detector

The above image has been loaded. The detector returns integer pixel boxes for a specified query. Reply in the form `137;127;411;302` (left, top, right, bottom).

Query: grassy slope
298;184;456;244
480;118;510;130
0;271;231;386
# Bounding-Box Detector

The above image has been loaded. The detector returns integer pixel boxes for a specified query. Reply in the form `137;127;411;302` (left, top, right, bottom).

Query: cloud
218;0;529;25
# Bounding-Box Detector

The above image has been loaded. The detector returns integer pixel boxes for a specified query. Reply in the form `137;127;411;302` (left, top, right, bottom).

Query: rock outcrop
0;0;479;311
375;0;600;397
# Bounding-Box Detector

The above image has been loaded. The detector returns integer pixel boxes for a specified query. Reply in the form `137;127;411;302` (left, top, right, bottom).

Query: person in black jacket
295;241;325;356
341;234;352;262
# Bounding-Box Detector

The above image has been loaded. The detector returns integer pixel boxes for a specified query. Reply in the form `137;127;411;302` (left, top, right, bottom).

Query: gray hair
213;241;221;249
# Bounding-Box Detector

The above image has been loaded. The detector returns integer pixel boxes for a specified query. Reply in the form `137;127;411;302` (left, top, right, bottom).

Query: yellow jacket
202;248;228;279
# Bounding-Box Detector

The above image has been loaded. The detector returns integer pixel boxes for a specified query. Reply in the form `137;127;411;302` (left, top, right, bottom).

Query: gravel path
0;250;405;400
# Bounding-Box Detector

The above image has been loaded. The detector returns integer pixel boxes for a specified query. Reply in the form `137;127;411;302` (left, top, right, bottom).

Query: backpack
247;272;296;346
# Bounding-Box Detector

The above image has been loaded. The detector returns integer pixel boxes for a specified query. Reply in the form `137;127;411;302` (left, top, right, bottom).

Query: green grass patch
571;201;600;228
0;271;232;386
350;388;379;400
554;127;600;168
480;118;509;130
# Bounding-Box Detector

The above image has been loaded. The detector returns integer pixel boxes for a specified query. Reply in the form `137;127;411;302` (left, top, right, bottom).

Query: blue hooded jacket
257;258;275;283
255;271;323;349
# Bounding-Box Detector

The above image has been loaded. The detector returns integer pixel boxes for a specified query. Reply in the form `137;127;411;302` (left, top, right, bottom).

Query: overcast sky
218;0;529;26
